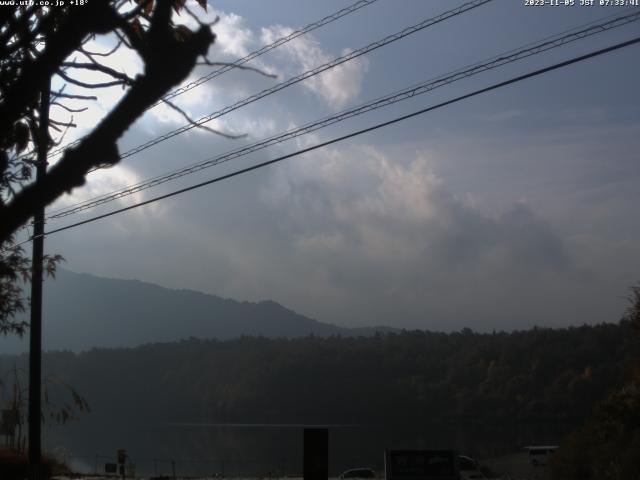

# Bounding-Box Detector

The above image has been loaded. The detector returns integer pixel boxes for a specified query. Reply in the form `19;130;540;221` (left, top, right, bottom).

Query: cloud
49;134;633;333
50;5;266;146
172;2;256;58
49;164;165;221
41;3;639;336
210;10;256;58
250;144;576;328
53;165;141;207
260;26;368;108
264;146;569;271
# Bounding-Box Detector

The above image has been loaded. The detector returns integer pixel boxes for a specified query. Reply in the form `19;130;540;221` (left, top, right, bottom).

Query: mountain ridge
0;269;397;353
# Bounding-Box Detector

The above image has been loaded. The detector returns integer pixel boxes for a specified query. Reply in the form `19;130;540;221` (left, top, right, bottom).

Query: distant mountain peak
1;269;397;354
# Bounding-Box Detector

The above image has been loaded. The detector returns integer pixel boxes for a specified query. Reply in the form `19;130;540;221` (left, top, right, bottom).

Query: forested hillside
1;322;637;473
1;322;636;427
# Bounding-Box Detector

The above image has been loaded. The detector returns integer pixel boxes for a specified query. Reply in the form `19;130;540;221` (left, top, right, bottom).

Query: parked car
457;455;486;480
340;467;377;479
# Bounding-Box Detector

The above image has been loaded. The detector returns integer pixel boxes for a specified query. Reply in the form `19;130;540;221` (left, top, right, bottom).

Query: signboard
384;450;459;480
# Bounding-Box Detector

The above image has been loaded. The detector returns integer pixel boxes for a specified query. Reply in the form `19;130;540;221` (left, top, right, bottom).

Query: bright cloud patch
211;10;255;58
261;26;368;108
50;165;164;220
264;145;568;270
256;144;574;328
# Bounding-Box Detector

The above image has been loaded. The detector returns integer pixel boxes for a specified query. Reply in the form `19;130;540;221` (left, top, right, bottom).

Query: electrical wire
157;0;382;104
41;0;383;161
46;10;640;220
117;0;494;158
26;35;639;243
44;0;494;165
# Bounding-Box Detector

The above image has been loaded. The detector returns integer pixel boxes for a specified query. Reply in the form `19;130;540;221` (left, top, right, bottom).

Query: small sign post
117;449;127;478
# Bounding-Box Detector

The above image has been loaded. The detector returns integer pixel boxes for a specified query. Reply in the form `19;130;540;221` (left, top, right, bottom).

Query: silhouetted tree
1;323;635;432
551;284;640;479
0;0;218;333
0;0;216;240
0;366;89;452
628;283;640;336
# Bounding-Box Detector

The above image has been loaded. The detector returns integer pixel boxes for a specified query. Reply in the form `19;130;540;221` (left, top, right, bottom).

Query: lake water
44;421;568;477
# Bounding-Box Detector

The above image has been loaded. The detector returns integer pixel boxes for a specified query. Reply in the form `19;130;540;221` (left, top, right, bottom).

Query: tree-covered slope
2;323;636;427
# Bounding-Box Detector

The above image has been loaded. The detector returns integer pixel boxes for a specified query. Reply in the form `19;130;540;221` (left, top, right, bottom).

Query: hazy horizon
1;267;631;356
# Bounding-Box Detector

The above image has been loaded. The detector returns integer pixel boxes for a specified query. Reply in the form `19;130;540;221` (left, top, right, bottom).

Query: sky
26;0;640;331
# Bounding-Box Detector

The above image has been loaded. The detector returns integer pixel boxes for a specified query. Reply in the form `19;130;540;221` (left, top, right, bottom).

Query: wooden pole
28;78;50;480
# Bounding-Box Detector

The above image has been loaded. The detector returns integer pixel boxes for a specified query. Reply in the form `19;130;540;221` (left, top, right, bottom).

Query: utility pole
28;78;50;480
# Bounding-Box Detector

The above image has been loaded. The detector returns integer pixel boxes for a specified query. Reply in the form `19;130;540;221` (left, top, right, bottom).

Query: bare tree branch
79;39;124;58
49;119;77;129
50;102;88;114
113;28;134;51
60;62;135;85
161;97;246;140
0;1;216;240
51;92;98;101
115;16;147;55
50;117;74;147
56;69;129;89
0;0;121;136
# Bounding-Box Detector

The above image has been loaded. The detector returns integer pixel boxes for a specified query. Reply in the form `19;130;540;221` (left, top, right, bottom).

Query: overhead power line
42;0;382;161
157;0;381;105
116;0;494;159
46;10;640;220
31;35;639;242
45;0;494;166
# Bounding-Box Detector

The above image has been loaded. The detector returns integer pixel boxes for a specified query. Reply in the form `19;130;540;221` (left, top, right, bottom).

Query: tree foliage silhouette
0;0;218;333
551;284;640;480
